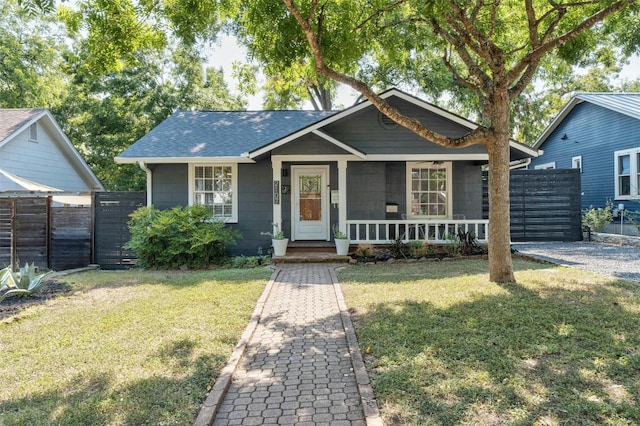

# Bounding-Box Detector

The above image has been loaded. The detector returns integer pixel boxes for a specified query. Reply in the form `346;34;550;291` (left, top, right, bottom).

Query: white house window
614;148;640;199
572;156;582;173
29;123;38;142
407;162;451;217
190;164;238;222
534;162;556;170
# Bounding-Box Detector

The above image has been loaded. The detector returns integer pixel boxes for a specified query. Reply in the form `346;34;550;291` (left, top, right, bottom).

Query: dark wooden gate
51;206;92;270
93;192;145;269
483;169;582;242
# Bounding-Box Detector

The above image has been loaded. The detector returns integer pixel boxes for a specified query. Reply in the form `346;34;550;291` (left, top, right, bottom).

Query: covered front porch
267;154;489;246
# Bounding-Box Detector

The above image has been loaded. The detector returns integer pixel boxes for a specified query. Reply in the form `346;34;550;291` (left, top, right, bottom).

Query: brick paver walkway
208;264;379;426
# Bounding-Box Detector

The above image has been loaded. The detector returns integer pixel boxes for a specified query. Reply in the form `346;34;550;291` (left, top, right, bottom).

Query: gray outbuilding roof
534;92;640;149
117;110;337;160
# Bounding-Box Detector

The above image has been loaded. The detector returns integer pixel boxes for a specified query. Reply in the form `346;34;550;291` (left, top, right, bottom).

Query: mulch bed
0;282;72;321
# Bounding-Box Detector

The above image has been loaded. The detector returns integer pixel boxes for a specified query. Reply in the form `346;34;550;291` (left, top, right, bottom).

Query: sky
207;35;640;111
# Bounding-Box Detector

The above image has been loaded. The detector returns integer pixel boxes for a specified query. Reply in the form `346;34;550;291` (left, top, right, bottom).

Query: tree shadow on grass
0;337;227;425
351;274;640;425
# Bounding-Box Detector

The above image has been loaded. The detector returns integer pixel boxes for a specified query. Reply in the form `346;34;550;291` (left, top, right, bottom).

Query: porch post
272;159;282;234
338;160;348;234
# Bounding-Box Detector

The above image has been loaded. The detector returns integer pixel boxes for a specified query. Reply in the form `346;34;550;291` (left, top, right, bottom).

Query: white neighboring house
0;108;104;205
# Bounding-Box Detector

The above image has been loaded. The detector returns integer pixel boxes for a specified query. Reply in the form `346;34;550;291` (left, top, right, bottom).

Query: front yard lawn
0;268;271;425
338;258;640;425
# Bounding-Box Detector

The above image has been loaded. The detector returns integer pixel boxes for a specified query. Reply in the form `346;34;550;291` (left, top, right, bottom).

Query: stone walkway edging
195;263;383;426
329;266;383;426
194;266;281;426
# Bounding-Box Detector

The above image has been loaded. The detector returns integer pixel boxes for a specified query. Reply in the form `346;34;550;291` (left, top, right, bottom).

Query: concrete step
272;253;351;264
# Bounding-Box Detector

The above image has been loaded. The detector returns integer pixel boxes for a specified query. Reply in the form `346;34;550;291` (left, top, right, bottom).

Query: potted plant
261;224;288;256
333;224;350;255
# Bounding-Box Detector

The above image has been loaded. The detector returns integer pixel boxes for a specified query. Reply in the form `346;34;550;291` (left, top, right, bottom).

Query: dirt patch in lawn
0;282;73;321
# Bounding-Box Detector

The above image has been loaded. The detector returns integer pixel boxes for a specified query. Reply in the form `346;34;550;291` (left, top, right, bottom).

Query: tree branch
355;0;408;31
525;0;540;46
281;0;487;149
430;17;493;91
507;0;634;83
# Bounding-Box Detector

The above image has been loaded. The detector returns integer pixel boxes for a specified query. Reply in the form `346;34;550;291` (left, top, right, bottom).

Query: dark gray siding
150;164;188;208
233;160;273;256
323;98;487;156
530;102;640;211
385;162;406;217
347;163;387;220
452;162;483;219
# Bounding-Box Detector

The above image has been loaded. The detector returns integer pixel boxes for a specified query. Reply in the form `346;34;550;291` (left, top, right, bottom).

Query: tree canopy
0;0;68;108
5;0;245;190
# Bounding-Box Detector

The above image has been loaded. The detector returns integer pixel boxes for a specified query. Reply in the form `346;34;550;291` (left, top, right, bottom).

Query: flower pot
272;238;289;256
335;238;350;256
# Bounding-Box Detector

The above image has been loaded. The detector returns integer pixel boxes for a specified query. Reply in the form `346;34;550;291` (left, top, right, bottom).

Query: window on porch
407;162;451;218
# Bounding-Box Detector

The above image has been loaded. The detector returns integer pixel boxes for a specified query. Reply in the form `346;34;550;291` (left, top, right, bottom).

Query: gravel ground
513;241;640;284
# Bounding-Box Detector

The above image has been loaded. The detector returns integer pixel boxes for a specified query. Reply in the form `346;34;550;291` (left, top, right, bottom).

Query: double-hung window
406;162;452;218
614;148;640;200
190;164;238;222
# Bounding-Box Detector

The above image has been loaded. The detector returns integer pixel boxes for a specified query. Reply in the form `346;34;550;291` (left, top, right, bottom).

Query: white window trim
614;148;640;200
406;161;452;219
188;163;238;223
28;123;38;142
572;156;582;173
534;162;556;170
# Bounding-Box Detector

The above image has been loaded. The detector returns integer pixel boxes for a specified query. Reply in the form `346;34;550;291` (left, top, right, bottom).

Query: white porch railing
346;219;489;244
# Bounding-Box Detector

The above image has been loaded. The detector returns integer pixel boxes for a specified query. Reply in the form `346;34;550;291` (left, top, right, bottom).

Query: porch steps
272;241;352;264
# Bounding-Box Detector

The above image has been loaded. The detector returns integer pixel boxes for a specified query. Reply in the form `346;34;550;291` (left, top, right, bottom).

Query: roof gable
0;108;46;147
0;108;104;191
534;93;640;149
249;88;538;159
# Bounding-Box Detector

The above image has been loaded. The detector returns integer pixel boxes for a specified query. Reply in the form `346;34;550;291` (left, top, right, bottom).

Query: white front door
292;166;329;241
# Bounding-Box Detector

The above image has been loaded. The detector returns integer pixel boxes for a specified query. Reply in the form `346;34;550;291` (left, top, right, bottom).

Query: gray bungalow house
116;89;538;255
529;93;640;213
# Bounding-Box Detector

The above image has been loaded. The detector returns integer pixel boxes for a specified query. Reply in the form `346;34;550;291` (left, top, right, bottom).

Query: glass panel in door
299;175;322;221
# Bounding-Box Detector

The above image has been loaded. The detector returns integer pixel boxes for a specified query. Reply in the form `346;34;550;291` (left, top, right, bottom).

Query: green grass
0;268;271;425
338;259;640;425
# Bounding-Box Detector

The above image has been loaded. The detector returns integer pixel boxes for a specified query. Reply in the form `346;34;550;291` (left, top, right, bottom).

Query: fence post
10;198;16;270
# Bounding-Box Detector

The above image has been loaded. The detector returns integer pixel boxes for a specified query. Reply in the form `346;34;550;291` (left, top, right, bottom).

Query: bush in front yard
126;205;242;268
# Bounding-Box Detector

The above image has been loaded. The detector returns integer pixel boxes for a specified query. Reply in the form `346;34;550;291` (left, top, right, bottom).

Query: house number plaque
273;180;280;204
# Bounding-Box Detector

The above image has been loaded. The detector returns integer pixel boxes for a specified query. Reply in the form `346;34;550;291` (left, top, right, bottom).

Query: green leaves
0;263;53;303
0;0;68;108
126;205;242;269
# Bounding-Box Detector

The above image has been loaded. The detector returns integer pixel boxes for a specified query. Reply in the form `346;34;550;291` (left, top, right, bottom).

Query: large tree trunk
485;91;515;283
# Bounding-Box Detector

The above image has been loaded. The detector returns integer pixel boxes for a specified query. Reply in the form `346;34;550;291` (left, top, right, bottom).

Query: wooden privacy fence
93;191;145;269
0;197;91;270
482;169;582;242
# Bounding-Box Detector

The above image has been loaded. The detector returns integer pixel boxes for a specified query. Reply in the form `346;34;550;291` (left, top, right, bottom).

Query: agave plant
0;263;53;303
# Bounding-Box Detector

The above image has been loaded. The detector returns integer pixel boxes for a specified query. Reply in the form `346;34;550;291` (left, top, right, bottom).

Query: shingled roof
0;108;45;144
116;109;337;161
